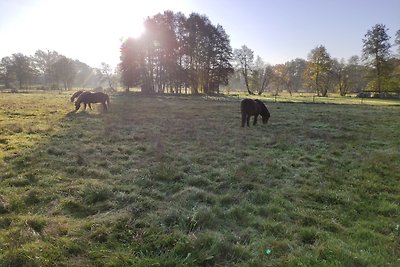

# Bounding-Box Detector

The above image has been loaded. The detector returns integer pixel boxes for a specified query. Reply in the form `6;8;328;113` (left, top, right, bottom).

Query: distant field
0;91;399;266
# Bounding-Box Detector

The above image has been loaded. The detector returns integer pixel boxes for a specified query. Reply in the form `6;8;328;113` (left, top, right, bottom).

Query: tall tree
330;58;350;96
53;56;76;90
0;56;15;89
306;45;332;96
286;58;307;94
100;62;116;90
362;24;392;93
119;11;233;95
12;53;35;89
34;49;59;88
119;37;143;92
233;45;254;95
395;29;400;56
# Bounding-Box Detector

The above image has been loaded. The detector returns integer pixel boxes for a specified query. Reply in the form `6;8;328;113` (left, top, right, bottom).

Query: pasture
0;92;399;266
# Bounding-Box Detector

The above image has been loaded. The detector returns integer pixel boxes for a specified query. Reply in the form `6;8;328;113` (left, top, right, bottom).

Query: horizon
1;0;399;69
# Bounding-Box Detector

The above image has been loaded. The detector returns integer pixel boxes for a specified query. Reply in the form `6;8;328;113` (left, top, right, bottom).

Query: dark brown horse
75;92;110;112
70;90;93;110
241;98;270;127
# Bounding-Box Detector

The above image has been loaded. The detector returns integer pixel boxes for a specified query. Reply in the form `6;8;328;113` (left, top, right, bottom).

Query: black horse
75;92;110;112
240;98;270;127
70;90;92;110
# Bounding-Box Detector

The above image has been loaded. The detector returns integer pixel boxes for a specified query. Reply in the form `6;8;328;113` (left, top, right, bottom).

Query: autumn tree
306;45;332;96
362;24;392;93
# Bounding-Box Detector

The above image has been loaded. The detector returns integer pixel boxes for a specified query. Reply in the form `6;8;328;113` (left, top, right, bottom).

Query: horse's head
75;101;81;111
262;114;270;124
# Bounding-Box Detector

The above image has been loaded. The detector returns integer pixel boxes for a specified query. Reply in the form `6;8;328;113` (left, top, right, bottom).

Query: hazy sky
1;0;399;69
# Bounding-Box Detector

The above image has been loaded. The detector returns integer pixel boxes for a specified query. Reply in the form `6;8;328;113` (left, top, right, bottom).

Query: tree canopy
119;11;233;94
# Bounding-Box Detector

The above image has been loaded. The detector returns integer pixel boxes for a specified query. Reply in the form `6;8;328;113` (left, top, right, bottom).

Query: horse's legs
253;115;258;125
83;103;87;111
89;103;93;110
102;102;107;111
246;115;251;127
241;113;246;127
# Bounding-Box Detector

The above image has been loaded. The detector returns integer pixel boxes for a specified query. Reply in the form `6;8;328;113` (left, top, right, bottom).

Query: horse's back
241;98;258;114
80;92;108;103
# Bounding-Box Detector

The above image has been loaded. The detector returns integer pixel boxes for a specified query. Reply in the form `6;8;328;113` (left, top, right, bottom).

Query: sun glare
5;0;191;67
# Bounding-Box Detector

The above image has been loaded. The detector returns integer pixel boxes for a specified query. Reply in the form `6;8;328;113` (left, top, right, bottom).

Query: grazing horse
70;90;92;110
240;98;270;127
75;92;110;112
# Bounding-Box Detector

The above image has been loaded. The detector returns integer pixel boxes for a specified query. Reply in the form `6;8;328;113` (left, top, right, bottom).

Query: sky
1;0;399;69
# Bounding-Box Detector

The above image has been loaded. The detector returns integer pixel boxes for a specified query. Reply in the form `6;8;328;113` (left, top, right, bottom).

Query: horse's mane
70;90;84;102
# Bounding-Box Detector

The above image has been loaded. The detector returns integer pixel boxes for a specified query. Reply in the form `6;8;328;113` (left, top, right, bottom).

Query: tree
395;29;400;56
306;45;332;96
12;53;36;89
119;11;233;95
286;58;307;94
250;57;273;95
233;45;254;95
362;24;392;93
119;37;143;92
100;62;116;90
74;60;97;88
330;58;350;96
34;49;59;88
53;56;76;90
0;56;15;89
345;56;367;93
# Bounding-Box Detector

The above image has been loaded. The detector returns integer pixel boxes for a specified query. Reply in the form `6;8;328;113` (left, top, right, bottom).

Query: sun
4;0;191;67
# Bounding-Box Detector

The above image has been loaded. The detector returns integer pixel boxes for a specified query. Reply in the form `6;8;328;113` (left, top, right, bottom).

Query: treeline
0;50;117;91
120;14;400;96
120;11;234;94
232;24;400;96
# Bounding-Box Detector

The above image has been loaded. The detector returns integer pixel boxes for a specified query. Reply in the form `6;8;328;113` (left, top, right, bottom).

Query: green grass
0;91;399;266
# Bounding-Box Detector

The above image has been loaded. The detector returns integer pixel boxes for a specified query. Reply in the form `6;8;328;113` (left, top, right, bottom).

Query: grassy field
0;91;399;266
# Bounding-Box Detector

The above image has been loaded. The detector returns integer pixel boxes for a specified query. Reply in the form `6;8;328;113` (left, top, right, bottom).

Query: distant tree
331;58;350;96
74;60;96;88
362;24;392;93
272;64;286;95
251;57;273;95
0;56;15;89
286;58;307;94
306;45;332;96
34;49;59;88
233;45;254;95
346;55;367;93
53;56;76;90
395;29;400;56
386;57;400;93
100;62;116;90
119;11;233;95
12;53;36;89
119;37;143;92
207;24;234;94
